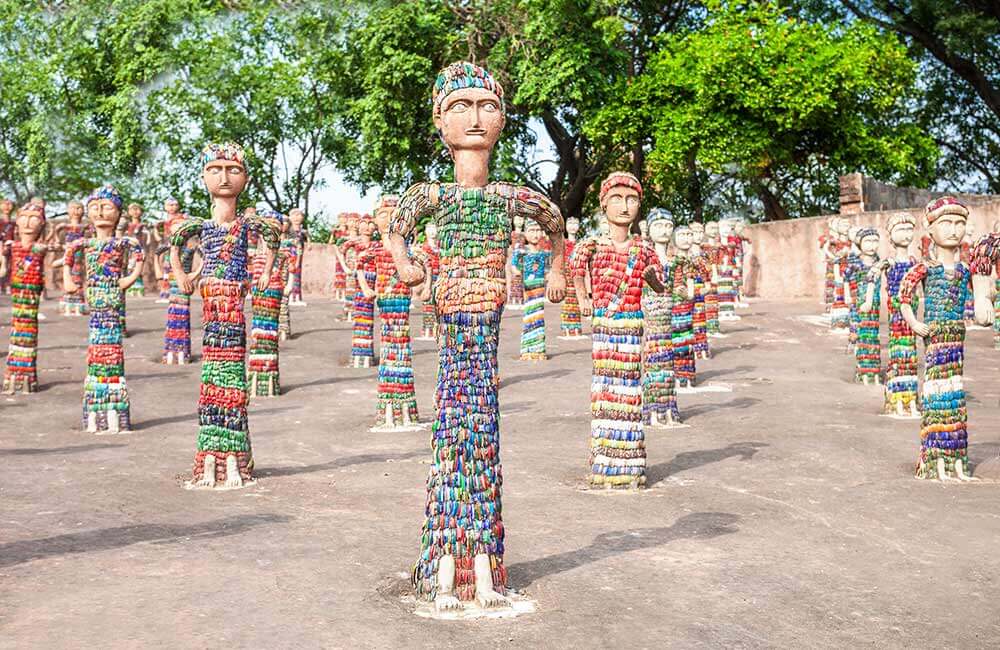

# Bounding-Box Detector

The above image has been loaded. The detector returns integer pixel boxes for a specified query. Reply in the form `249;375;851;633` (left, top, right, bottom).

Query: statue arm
386;183;435;287
119;238;145;290
570;238;596;316
898;263;929;336
169;219;202;294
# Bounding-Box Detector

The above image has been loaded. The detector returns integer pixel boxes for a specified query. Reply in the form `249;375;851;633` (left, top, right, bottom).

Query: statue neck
609;223;631;248
94;224;116;240
894;243;910;261
452;149;491;188
654;242;669;264
210;195;239;225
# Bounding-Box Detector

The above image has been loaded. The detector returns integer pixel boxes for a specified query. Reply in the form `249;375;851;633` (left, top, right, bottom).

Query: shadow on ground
508;512;740;587
1;513;293;568
646;442;767;486
0;443;126;456
259;450;424;478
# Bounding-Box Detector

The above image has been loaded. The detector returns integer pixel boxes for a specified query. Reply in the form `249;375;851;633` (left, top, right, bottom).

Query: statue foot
196;455;216;488
956;459;978;482
86;412;98;433
435;594;462;613
224;455;243;488
476;587;510;609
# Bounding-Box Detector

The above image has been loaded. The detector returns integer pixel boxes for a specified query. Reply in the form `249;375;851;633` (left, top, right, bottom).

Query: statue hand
975;300;995;327
911;320;930;337
256;270;271;292
579;296;593;317
362;286;375;300
546;270;566;303
419;285;431;301
399;263;425;287
178;274;195;295
63;279;77;293
860;301;873;313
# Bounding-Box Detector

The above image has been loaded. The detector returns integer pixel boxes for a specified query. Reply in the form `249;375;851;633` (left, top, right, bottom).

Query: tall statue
716;219;740;321
359;196;420;430
558;216;585;339
510;220;551;360
157;198;184;302
349;215;377;368
156;214;201;365
667;224;704;388
689;222;710;359
898;197;975;481
819;217;837;310
169;143;279;489
507;214;527;310
327;212;349;302
2;203;55;394
573;172;663;488
972;222;1000;344
823;217;851;329
702;221;722;336
287;208;308;306
865;213;919;416
383;62;566;611
247;210;291;397
417;221;440;341
63;186;144;431
0;197;14;295
642;208;680;427
122;203;149;297
845;228;882;384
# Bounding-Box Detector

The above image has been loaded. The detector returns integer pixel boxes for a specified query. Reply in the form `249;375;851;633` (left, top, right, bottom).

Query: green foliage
590;0;938;219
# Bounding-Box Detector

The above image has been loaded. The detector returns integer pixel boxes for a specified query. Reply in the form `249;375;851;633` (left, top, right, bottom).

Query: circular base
410;590;537;621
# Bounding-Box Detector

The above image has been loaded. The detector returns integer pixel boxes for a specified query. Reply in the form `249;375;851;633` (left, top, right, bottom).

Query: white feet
87;412;98;433
474;554;509;609
197;455;217;488
956;459;978;482
225;455;243;488
434;555;463;613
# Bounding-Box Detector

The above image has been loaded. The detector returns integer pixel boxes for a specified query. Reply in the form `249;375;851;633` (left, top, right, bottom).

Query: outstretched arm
119;239;145;290
386;183;436;287
570;238;595;316
898;263;929;337
168;219;202;295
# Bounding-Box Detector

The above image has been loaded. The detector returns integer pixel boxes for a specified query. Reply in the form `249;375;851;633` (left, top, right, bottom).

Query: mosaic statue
573;171;663;489
845;227;882;384
641;208;680;427
54;200;90;315
169;143;279;489
383;62;566;611
63;186;144;432
898;197;975;481
510;220;551;360
866;213;919;416
559;216;585;338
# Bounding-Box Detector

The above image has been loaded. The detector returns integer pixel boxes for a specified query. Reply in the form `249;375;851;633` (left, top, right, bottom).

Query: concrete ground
2;293;1000;649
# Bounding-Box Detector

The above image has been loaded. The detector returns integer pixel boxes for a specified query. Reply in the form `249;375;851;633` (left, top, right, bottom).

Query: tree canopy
0;0;995;223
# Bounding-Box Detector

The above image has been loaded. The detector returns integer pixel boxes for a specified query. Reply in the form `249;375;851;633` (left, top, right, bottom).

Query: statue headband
925;196;968;226
87;184;123;210
375;195;399;211
259;208;285;227
433;61;505;114
854;227;879;244
200;142;246;167
599;171;643;204
17;202;45;224
647;208;673;226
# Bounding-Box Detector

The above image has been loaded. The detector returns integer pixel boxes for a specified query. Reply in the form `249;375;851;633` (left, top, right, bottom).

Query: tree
590;0;938;220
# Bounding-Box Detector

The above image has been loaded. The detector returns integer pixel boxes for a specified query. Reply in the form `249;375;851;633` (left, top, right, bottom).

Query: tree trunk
754;179;788;221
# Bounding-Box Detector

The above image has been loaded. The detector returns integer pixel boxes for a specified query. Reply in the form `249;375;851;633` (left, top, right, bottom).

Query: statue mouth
465;128;487;135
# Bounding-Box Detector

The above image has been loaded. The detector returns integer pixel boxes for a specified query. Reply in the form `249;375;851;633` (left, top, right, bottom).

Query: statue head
565;216;580;237
524;220;543;245
637;219;648;238
847;226;860;249
432;62;505;159
347;213;360;236
704;221;719;241
719;219;734;238
373;196;399;235
599;171;642;229
855;227;880;256
67;200;84;222
88;184;124;232
734;218;747;235
647;209;673;245
0;198;12;217
690;221;705;244
289;208;306;228
924;196;968;251
259;208;286;236
886;212;916;247
513;214;525;231
673;224;694;252
164;197;180;215
358;214;377;238
127;203;143;221
200;142;248;199
425;221;438;242
836;217;851;236
15;202;45;241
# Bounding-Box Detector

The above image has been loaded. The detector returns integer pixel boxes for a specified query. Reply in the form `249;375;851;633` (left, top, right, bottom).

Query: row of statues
1;62;755;616
816;199;1000;481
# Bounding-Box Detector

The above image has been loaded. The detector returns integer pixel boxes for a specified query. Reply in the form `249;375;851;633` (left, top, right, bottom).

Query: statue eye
482;101;499;112
449;100;471;112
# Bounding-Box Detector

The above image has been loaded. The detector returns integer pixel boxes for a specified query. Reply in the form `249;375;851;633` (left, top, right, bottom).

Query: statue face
928;214;967;249
289;210;305;227
704;222;719;240
0;199;13;216
836;218;850;236
87;200;100;222
566;217;580;236
860;234;880;256
648;220;672;244
690;223;704;244
15;209;43;239
434;87;505;155
735;221;746;235
373;207;392;235
513;214;525;230
602;185;641;228
164;200;179;214
425;222;437;241
68;203;84;221
202;159;248;198
673;227;694;251
889;223;914;247
359;219;376;237
638;220;648;237
524;222;542;245
719;220;734;237
127;204;143;220
92;199;121;230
